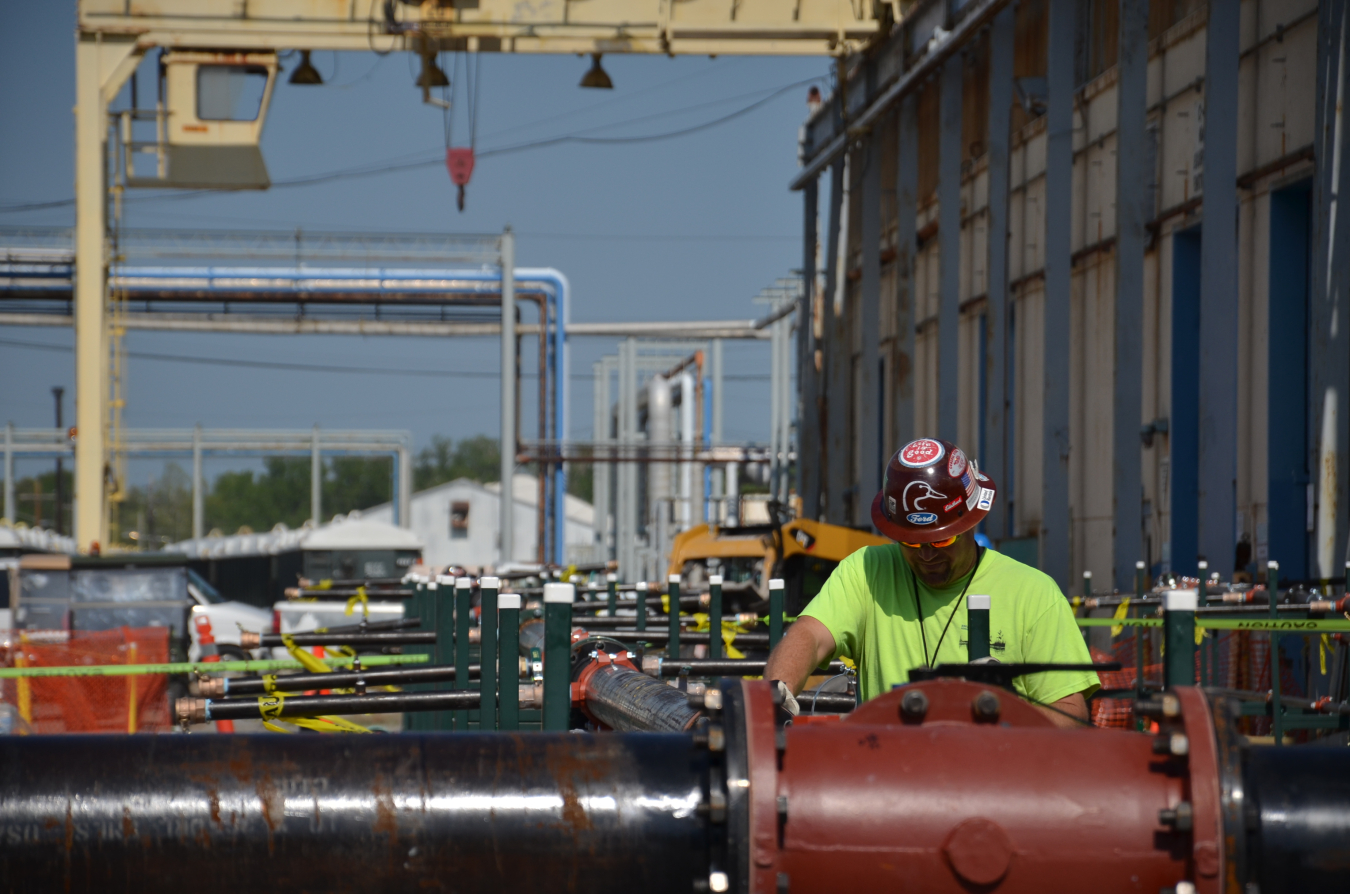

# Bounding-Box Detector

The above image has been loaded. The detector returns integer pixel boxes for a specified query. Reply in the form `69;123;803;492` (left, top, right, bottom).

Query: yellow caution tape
314;579;333;590
257;694;371;734
1196;624;1206;646
1321;634;1331;676
344;585;369;618
1110;598;1130;637
281;634;332;674
661;593;670;614
1071;596;1082;613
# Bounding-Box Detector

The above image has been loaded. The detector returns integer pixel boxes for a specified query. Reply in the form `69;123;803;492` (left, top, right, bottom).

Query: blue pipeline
98;264;571;562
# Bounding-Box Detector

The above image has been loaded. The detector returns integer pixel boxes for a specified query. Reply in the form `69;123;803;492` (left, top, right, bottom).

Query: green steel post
606;572;618;617
479;576;498;732
410;579;439;732
1134;560;1146;727
769;578;785;649
454;577;473;731
967;594;990;661
708;574;724;661
497;593;520;730
1269;560;1282;746
667;574;682;660
542;582;574;731
1163;589;1197;687
635;581;648;632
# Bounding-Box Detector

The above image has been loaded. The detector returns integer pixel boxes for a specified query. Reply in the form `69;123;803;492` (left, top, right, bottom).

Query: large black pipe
195;688;480;722
1243;743;1350;893
0;733;711;893
205;663;482;697
605;629;772;646
254;630;436;647
646;658;848;678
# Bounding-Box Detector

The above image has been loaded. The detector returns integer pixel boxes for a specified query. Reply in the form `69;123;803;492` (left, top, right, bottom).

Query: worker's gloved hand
771;680;800;716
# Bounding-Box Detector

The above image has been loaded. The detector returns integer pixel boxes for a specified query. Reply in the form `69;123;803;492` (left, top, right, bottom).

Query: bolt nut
704;689;723;711
900;688;929;723
1152;732;1189;756
1159;801;1194;831
709;871;730;893
972;690;1001;723
1136;692;1181;719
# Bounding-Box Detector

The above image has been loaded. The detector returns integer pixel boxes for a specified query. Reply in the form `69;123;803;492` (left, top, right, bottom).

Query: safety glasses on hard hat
898;534;960;549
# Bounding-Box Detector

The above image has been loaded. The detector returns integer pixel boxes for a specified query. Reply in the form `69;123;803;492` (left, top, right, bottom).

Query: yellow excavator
667;517;889;615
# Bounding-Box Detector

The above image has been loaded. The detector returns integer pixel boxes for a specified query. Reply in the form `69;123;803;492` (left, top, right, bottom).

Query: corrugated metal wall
796;0;1346;592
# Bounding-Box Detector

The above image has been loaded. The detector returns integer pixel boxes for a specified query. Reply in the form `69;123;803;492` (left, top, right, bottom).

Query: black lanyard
914;547;985;668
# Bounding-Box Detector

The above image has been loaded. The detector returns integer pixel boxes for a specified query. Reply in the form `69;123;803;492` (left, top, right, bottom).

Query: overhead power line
0;337;772;381
0;75;822;214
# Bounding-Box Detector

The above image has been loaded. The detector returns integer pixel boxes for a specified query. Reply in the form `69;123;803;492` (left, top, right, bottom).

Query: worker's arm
763;616;837;695
1034;691;1089;728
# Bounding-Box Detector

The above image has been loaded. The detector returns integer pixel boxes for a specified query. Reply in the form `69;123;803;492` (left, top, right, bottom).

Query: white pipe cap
543;582;576;603
480;576;500;589
455;577;472;589
1268;560;1280;570
497;593;521;610
1135;560;1146;569
669;573;682;584
708;575;723;586
769;578;785;590
1164;589;1198;611
607;572;618;582
968;594;991;611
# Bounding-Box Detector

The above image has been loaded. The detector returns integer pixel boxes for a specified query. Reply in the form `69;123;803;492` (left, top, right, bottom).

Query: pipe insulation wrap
583;664;704;732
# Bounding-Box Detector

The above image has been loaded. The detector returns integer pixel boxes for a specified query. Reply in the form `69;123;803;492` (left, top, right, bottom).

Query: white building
364;475;595;570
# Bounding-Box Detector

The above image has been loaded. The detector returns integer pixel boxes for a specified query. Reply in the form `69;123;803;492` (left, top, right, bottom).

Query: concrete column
819;159;847;521
895;96;919;447
1043;0;1077;589
859;130;883;500
768;311;782;497
3;422;13;523
799;178;821;517
938;53;964;442
310;425;322;526
779;310;793;504
617;339;638;578
74;37;109;551
1197;1;1240;575
825;156;852;524
500;227;516;566
192;424;203;540
1313;0;1350;579
1113;0;1150;590
983;6;1014;541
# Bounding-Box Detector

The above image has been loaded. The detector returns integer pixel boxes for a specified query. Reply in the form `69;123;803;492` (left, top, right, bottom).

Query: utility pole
53;387;65;535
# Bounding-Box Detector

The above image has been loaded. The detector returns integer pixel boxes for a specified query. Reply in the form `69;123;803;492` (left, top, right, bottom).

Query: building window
450;501;470;539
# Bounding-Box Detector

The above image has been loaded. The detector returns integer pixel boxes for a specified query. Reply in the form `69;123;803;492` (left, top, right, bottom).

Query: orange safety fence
1088;629;1296;734
1;627;171;734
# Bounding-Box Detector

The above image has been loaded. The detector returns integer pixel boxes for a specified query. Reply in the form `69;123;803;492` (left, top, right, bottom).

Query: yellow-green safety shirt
801;545;1099;706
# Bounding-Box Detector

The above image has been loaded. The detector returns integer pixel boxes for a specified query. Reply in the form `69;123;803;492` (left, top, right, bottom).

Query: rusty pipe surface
0;733;711;893
200;663;482;698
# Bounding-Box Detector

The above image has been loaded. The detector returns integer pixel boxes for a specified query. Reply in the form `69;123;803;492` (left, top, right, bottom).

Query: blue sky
0;3;826;491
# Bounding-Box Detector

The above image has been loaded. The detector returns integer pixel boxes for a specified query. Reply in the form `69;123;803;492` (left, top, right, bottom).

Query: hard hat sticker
902;481;948;512
906;512;938;525
900;438;945;468
947;449;967;478
976;487;995;511
887;496;898;515
943;497;963;512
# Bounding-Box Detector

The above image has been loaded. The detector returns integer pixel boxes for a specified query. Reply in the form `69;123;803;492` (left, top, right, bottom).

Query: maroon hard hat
870;438;998;544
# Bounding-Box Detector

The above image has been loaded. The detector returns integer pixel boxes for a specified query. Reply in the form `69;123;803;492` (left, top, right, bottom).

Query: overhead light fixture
416;51;450;89
579;54;613;89
288;50;323;85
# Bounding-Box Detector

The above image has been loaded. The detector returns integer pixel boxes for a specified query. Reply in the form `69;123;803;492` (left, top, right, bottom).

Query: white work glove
772;680;800;716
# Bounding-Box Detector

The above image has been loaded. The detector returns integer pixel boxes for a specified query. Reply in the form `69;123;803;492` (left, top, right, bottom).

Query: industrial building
793;0;1347;592
3;3;1350;894
364;474;596;569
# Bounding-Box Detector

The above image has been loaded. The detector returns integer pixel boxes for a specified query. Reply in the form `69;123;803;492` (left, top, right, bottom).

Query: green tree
7;468;73;533
206;457;311;534
413;435;501;490
113;462;194;547
324;456;393;518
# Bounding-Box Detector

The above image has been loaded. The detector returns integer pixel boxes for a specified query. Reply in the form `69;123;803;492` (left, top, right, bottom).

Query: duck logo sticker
902;480;948;512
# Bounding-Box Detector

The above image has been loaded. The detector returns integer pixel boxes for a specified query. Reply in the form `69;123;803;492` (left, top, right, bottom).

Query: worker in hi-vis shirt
764;438;1099;727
